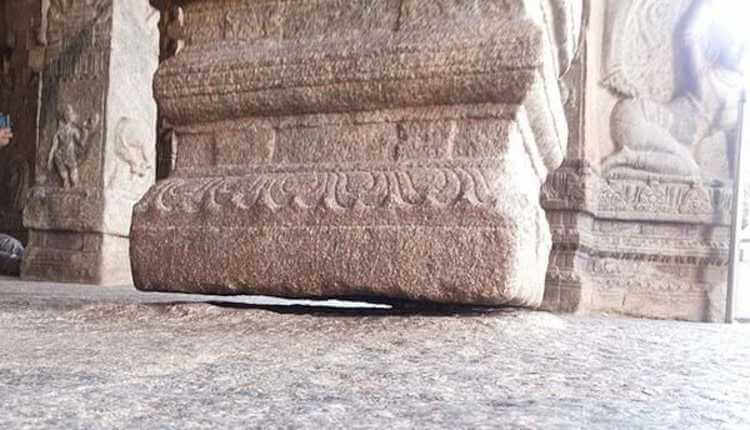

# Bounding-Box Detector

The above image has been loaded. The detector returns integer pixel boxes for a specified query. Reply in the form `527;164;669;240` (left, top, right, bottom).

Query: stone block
132;0;583;305
542;165;732;322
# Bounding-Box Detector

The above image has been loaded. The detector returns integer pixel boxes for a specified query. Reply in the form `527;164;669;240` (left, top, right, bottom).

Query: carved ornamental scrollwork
136;164;502;218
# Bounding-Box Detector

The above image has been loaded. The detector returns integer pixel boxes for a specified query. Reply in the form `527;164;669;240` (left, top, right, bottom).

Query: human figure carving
47;105;99;188
602;0;746;178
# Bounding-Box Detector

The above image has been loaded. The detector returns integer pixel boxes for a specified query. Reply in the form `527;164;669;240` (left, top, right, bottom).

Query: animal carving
107;117;151;188
601;0;746;178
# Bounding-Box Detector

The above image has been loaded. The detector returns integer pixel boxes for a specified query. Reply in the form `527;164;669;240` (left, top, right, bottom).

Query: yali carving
601;0;746;178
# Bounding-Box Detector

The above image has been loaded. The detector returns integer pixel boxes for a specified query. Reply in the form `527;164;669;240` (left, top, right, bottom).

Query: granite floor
1;278;749;429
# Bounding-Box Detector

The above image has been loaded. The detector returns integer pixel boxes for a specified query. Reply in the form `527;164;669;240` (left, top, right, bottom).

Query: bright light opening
711;0;750;321
713;0;750;76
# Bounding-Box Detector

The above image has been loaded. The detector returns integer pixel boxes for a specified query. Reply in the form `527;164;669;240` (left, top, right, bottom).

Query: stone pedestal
739;241;750;319
132;0;583;304
542;165;731;321
22;0;159;285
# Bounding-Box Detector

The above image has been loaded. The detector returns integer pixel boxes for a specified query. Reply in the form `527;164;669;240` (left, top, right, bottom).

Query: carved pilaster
22;0;159;284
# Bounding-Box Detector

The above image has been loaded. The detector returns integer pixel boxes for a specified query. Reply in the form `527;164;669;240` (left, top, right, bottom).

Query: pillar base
22;230;132;285
542;165;730;322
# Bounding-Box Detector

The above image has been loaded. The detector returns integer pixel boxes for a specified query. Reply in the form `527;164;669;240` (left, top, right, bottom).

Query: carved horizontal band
542;166;733;224
135;165;504;217
156;24;542;123
546;270;717;293
179;0;529;45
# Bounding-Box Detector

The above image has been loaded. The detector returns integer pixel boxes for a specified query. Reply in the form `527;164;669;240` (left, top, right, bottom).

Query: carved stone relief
42;0;112;48
107;117;151;189
23;0;158;285
46;104;100;188
163;5;185;57
600;0;744;180
541;0;737;322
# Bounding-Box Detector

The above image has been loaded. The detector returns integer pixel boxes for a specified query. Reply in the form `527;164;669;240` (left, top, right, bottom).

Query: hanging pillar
130;0;584;305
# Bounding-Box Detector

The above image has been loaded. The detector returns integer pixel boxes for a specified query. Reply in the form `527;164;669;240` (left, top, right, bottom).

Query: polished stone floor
1;278;749;429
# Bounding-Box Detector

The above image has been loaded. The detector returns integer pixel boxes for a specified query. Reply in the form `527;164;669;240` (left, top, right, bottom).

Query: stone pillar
542;0;737;322
22;0;159;285
0;0;41;244
131;0;583;305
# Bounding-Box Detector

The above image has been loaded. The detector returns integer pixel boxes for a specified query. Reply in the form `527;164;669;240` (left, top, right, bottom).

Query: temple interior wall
0;0;41;243
0;0;745;319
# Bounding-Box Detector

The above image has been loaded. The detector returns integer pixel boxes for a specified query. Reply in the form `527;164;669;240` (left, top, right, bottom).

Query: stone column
131;0;583;305
22;0;159;285
542;0;737;322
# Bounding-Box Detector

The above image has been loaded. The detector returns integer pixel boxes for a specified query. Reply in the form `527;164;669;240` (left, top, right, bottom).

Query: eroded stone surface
0;281;748;429
131;0;584;306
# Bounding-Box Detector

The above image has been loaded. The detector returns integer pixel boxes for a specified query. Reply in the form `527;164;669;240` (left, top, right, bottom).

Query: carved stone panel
22;0;159;285
541;0;736;322
543;210;729;322
600;0;744;181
